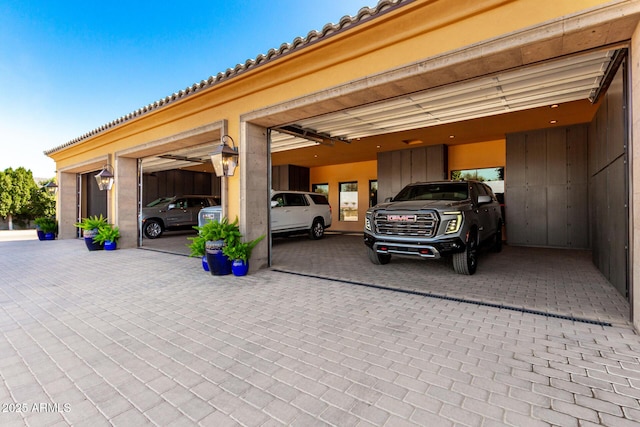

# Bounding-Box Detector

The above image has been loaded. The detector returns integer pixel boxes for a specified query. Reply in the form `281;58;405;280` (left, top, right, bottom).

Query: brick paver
0;237;639;426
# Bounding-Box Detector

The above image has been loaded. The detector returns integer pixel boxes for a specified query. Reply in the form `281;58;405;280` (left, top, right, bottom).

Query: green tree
0;167;38;230
28;179;56;219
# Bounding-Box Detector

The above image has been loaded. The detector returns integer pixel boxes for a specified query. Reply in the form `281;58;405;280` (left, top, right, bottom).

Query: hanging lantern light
210;135;238;177
94;164;115;191
43;181;58;194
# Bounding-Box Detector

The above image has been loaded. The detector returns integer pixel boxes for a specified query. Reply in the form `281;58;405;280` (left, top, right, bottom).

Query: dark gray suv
364;180;503;274
141;195;219;239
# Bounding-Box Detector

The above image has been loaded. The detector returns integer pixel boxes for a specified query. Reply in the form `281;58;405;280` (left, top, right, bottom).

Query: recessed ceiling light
551;104;559;108
550;120;557;124
376;145;381;149
449;135;455;139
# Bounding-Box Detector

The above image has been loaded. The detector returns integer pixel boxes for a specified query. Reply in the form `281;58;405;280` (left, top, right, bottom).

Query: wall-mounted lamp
210;135;238;177
94;164;115;191
43;181;58;195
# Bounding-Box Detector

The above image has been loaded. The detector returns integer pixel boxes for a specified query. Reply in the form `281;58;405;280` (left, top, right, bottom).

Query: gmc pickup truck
364;180;503;275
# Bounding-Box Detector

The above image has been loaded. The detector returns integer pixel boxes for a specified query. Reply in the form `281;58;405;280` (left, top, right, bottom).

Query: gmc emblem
387;214;416;222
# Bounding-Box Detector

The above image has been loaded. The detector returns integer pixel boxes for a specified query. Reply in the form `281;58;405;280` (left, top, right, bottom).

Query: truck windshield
394;183;469;201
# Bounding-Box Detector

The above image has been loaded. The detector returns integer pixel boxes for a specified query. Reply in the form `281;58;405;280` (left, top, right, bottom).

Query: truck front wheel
367;247;391;265
453;230;478;275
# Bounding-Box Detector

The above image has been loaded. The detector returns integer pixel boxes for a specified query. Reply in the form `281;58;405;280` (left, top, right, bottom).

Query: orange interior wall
310;160;377;233
309;140;505;233
448;139;506;173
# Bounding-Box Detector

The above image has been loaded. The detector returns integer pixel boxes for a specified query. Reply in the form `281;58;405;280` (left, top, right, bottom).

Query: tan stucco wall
631;18;640;330
48;0;619;223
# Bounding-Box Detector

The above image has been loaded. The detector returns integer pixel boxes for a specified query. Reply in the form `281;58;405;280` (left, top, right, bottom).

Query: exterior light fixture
402;139;423;146
43;181;58;194
210;135;238;177
94;164;115;191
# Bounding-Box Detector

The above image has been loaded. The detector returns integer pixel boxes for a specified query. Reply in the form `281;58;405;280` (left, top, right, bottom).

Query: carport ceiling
141;47;621;173
141;144;214;173
272;47;621;164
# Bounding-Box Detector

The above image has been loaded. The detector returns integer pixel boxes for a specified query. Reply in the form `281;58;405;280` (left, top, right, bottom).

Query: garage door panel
426;145;446;181
594;171;609;276
547;129;567;185
607;75;625;162
608;158;627;296
595;99;608;172
391;151;404;195
506;133;526;186
547;184;567;247
568;183;589;249
505;185;526;245
526;186;547;246
568;125;588;184
377;152;393;202
401;149;412;186
525;131;546;187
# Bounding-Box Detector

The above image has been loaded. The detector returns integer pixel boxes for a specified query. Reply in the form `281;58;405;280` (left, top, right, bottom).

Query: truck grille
374;211;438;237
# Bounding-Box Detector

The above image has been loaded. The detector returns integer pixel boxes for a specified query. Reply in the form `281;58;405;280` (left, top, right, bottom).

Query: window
312;183;328;196
451;167;504;203
308;193;329;205
369;180;378;207
271;193;308;207
285;193;307;207
339;182;358;221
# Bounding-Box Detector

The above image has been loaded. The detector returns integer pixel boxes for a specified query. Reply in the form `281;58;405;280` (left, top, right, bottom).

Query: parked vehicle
271;191;332;239
141;195;220;239
364;180;503;274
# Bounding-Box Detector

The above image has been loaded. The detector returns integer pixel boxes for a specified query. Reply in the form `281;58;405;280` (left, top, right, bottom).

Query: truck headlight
444;211;462;234
365;216;372;231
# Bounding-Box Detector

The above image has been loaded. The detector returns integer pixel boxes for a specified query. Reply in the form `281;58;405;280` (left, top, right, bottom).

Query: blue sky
0;0;375;178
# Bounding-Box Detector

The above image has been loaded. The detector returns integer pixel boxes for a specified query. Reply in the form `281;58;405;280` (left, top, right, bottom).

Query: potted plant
189;217;241;275
223;234;265;276
74;214;109;251
35;217;57;240
187;233;208;271
93;224;120;250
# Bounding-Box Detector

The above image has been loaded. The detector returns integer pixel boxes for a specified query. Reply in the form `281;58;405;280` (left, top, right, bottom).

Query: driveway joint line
271;268;613;327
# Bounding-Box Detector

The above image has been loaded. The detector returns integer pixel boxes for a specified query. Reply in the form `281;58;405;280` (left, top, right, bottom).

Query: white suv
271;191;332;239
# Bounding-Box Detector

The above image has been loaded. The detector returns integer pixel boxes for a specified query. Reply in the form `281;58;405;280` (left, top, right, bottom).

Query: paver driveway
1;238;639;426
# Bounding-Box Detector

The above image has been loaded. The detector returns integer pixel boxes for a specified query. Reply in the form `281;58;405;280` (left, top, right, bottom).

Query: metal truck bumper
364;233;465;259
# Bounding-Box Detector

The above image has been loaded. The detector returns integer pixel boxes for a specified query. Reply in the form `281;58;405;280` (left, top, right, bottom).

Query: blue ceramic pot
202;255;209;271
231;259;249;276
104;241;117;251
205;240;231;276
83;229;103;251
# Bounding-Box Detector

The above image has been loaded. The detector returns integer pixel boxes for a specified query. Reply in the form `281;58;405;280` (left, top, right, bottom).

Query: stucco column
631;25;640;331
240;122;269;271
57;171;78;239
114;156;139;249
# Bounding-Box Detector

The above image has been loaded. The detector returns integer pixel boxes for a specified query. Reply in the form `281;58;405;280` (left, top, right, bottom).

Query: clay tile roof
44;0;405;155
